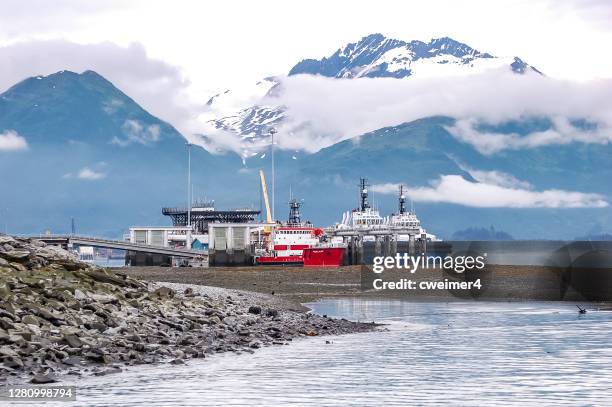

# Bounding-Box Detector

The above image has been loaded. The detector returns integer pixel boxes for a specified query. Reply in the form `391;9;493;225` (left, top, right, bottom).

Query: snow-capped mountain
203;34;539;156
289;34;540;78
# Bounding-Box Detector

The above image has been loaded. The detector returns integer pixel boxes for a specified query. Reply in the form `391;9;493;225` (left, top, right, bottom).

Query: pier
28;235;205;258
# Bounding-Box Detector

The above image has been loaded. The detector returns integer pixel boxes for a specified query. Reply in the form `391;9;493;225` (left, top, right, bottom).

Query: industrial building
126;201;262;266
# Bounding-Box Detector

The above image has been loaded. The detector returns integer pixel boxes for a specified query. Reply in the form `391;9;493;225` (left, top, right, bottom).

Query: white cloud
192;129;247;156
0;130;28;151
458;165;532;189
0;0;122;41
446;117;612;155
111;120;161;146
372;175;608;208
77;167;106;180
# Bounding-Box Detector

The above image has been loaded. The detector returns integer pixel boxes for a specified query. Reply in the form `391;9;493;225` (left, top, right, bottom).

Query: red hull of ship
302;247;344;268
254;255;302;266
255;247;345;268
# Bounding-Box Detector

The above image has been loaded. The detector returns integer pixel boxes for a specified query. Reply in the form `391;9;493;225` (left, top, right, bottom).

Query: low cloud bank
447;117;612;155
270;70;612;153
372;172;608;208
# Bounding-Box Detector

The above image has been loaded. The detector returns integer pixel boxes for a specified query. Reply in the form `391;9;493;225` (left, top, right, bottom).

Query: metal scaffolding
162;207;260;234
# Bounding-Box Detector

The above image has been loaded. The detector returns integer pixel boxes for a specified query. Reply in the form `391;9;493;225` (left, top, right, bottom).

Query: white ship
334;179;438;241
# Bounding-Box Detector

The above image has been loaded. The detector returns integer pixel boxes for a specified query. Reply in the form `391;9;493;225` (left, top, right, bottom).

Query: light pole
186;142;192;248
269;128;277;222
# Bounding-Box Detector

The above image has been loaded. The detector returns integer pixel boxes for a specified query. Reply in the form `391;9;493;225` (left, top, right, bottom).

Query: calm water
20;299;612;406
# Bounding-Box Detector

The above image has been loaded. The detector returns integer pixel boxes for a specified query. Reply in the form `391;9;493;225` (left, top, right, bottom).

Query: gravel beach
0;236;378;384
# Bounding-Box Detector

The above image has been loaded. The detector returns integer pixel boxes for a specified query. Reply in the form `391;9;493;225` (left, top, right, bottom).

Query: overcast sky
1;0;611;99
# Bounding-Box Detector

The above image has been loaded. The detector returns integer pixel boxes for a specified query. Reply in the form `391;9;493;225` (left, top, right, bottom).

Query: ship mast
359;178;370;211
288;198;302;226
399;185;406;214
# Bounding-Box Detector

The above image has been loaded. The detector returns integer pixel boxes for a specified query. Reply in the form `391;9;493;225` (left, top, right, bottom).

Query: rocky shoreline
0;235;378;384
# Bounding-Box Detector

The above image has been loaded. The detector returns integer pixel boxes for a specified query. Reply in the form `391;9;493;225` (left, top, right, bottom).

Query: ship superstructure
272;199;322;257
389;185;437;241
337;178;387;230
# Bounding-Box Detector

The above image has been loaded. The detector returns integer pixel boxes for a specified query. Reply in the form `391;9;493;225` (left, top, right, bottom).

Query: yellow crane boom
259;169;272;225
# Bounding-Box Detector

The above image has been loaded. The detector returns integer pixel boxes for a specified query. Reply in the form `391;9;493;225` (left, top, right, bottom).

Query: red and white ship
254;198;345;267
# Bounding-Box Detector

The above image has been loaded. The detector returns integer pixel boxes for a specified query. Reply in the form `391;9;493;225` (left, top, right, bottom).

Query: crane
259;169;272;230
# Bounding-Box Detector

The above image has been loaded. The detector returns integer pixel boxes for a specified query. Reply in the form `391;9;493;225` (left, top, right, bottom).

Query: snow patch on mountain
199;77;285;157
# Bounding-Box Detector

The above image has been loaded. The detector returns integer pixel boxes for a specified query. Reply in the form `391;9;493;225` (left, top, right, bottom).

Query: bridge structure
28;235;205;258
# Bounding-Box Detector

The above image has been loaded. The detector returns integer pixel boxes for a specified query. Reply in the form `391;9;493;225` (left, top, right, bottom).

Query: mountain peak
427;37;493;59
0;69;183;147
17;70;113;91
355;33;386;44
289;33;533;79
81;69;108;79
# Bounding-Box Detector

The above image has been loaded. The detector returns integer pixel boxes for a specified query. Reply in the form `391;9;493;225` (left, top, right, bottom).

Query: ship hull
254;255;302;266
255;247;345;268
303;247;344;268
